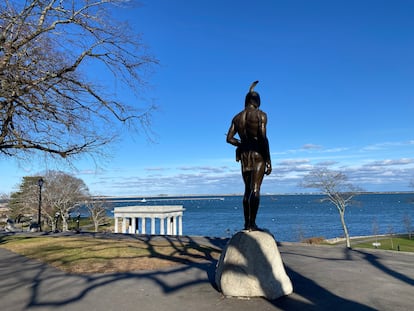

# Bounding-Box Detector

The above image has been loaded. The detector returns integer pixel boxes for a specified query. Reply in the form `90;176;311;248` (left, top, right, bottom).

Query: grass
301;234;414;253
0;235;221;274
351;235;414;252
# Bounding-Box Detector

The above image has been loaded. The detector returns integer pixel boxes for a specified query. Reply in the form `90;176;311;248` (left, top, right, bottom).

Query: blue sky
1;0;414;196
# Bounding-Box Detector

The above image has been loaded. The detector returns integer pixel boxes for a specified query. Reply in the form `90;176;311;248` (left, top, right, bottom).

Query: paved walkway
0;233;413;311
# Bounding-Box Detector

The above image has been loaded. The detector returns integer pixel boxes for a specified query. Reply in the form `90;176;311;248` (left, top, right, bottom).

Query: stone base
215;230;293;300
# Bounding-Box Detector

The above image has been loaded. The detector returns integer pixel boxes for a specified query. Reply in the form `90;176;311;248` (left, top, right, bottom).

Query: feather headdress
245;80;260;107
249;80;259;93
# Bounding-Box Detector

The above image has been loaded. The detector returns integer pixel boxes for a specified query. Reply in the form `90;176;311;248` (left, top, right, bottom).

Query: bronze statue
226;81;272;231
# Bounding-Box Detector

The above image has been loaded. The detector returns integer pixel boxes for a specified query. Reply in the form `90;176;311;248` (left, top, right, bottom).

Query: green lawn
351;235;414;252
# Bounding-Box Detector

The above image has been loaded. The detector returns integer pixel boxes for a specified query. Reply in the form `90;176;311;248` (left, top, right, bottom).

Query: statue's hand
265;162;272;175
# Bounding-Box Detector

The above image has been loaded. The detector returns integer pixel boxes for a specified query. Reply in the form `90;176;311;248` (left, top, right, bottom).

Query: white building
113;205;184;236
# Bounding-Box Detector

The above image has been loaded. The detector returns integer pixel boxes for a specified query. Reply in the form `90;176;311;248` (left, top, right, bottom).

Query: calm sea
104;193;414;242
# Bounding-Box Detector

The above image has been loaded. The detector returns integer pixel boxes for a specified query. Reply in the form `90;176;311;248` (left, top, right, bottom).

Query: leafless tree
1;0;157;161
85;198;111;232
10;170;89;231
301;168;362;248
403;214;412;239
41;170;89;231
387;225;394;250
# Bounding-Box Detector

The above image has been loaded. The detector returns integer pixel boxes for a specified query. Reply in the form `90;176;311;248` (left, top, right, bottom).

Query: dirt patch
65;257;189;274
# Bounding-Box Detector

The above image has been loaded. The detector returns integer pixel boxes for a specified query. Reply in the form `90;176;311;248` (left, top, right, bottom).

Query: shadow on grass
0;232;413;310
0;232;226;309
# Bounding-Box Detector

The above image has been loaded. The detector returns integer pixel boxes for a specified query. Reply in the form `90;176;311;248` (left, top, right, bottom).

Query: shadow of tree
0;232;412;310
218;231;375;310
271;267;376;311
274;244;414;311
352;249;414;286
0;232;226;309
0;232;225;272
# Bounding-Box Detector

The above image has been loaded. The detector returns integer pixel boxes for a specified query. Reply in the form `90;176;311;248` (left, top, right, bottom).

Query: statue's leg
242;172;252;229
248;159;265;230
247;190;260;230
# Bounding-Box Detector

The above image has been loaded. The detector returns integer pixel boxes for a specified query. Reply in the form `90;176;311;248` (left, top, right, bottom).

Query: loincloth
238;150;264;172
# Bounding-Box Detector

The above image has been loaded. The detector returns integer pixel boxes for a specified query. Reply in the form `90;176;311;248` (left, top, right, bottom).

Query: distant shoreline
93;191;414;200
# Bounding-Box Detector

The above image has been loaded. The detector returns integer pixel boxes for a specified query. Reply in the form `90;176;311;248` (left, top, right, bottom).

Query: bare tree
1;0;157;160
85;198;111;232
387;225;394;250
10;170;89;231
301;168;362;248
403;214;412;239
42;171;89;231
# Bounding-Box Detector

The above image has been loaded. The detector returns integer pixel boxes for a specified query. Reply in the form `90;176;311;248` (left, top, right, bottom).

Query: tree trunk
339;211;351;248
51;221;56;232
61;214;69;232
44;215;53;232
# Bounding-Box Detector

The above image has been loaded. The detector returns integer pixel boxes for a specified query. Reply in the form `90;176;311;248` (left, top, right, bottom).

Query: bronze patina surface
226;81;272;230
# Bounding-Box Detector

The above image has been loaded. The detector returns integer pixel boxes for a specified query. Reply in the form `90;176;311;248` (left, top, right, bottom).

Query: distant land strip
92;191;414;200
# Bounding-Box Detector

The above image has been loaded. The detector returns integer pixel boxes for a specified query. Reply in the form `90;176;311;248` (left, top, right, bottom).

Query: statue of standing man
226;81;272;231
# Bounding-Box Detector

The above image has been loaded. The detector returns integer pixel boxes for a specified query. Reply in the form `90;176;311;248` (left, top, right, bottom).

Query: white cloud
316;161;338;166
302;144;323;150
278;159;310;166
361;140;414;152
363;158;414;167
81;139;414;195
145;167;171;172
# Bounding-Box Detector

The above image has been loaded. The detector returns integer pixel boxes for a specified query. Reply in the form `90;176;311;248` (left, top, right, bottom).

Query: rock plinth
215;230;293;300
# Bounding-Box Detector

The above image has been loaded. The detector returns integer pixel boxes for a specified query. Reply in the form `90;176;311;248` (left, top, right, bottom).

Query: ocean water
106;193;414;242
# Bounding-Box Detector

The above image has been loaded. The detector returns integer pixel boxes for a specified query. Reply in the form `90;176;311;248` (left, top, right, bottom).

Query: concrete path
0;234;413;311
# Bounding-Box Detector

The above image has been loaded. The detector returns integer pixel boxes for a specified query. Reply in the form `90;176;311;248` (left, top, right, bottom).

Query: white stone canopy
113;205;184;236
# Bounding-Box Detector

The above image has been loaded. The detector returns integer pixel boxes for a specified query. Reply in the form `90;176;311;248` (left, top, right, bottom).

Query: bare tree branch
1;0;158;160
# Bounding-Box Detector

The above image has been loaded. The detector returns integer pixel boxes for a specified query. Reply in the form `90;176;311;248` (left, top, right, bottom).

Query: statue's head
245;80;260;108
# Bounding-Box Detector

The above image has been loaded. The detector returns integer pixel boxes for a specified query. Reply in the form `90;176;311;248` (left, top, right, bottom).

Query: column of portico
114;217;119;233
122;217;127;233
178;215;183;235
160;217;165;235
167;216;176;236
166;217;171;235
141;217;146;234
172;216;177;235
151;217;156;235
131;217;136;234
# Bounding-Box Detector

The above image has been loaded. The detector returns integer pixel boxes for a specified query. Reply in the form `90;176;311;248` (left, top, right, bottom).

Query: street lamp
37;178;44;232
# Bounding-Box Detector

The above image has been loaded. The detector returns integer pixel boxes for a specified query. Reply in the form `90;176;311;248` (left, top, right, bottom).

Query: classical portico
113;205;184;236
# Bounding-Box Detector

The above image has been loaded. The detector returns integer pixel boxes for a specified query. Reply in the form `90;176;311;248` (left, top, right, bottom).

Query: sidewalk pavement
0;233;413;311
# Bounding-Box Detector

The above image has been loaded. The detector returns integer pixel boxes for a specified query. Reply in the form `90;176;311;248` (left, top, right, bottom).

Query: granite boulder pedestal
215;230;293;300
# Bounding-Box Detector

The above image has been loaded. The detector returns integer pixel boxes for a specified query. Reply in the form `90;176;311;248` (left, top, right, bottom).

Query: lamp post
37;178;44;232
